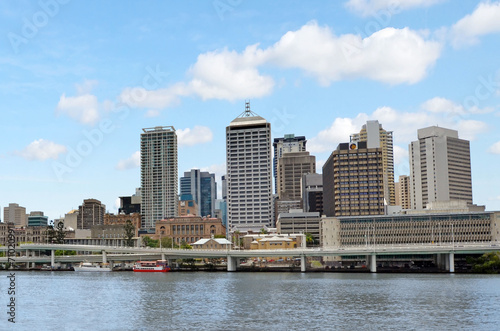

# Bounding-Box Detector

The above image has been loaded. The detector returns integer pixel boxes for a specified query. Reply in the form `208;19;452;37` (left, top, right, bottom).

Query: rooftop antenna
236;100;260;118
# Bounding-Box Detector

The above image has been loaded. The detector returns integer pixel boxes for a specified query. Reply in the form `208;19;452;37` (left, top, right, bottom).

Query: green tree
55;221;66;244
124;220;135;247
304;233;314;246
160;236;178;249
44;225;57;244
180;240;192;249
260;228;268;234
142;236;159;248
213;234;226;239
468;252;500;273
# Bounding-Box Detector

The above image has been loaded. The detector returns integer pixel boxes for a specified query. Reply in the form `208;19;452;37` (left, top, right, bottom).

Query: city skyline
2;1;500;220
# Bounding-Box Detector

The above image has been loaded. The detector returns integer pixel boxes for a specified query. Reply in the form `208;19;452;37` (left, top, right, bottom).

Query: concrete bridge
1;242;498;272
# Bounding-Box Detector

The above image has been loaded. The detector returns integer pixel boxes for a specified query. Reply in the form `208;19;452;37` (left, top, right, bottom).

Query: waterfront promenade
1;242;498;273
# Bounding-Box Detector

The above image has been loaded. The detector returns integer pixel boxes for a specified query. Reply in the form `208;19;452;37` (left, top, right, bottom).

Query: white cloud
18;139;67;161
187;45;275;100
308;114;369;153
118;83;187;110
488;141;500;154
345;0;444;17
177;126;213;146
308;96;489;154
117;22;441;109
56;93;100;125
393;145;409;165
145;110;160;118
265;23;442;85
421;96;492;115
116;151;140;170
56;80;114;125
451;1;500;48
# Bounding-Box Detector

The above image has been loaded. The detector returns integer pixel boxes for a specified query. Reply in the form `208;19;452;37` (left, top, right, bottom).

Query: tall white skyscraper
409;126;473;210
141;126;178;229
226;102;272;232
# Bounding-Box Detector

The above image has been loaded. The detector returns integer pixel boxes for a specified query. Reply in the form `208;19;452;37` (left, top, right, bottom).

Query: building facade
321;211;500;248
409;126;473;210
277;209;321;243
351;120;395;205
141;126;178;228
273;134;307;193
155;216;226;244
180;169;216;217
396;175;411;209
178;195;199;216
301;173;323;215
323;142;385;217
226;102;272;232
277;151;315;200
103;212;141;237
3;203;27;227
77;199;105;229
27;211;48;227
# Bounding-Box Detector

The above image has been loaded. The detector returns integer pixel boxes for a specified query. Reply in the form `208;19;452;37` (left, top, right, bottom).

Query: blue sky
1;0;500;220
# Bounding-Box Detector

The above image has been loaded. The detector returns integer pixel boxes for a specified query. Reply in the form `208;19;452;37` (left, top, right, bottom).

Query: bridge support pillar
227;256;237;272
51;250;55;268
161;253;166;260
167;259;174;268
300;255;306;273
448;253;455;273
370;254;377;273
102;251;107;264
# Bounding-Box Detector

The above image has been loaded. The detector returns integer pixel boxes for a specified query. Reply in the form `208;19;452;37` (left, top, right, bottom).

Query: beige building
351;121;395;205
249;236;297;250
155;216;226;244
242;233;305;250
323;142;385;217
277;151;315;200
104;212;141;237
3;203;27;227
396;175;411;209
409;126;473;210
178;199;199;217
191;238;232;249
277;209;321;244
0;223;46;245
321;210;500;248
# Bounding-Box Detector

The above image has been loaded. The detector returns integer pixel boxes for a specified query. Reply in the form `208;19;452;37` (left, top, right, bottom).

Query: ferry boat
133;260;170;272
74;262;112;272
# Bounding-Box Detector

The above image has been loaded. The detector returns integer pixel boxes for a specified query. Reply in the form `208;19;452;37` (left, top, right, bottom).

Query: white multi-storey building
409;126;473;210
141;126;178;229
226;102;272;232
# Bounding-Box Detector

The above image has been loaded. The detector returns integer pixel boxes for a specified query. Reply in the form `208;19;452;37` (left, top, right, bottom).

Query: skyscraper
301;173;323;214
141;126;178;229
323;142;385;217
77;199;105;229
277;151;315;200
409;126;473;210
351;120;395;205
226;102;272;231
3;203;27;227
396;175;411;209
273;134;306;193
180;169;217;217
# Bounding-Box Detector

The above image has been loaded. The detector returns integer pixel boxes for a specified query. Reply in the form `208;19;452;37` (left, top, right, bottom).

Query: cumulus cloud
118;22;441;110
187;45;275;100
177;126;213;146
308;96;489;154
450;1;500;48
56;80;114;125
345;0;444;17
116;151;140;170
421;96;493;115
18;139;67;161
488;141;500;154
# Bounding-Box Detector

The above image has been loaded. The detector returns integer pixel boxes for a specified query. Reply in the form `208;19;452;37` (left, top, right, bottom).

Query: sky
1;0;500;221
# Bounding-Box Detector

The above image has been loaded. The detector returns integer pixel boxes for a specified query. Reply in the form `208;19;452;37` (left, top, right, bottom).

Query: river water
1;271;499;330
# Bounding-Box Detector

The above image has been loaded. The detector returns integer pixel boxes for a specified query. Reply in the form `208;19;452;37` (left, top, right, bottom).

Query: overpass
1;242;498;272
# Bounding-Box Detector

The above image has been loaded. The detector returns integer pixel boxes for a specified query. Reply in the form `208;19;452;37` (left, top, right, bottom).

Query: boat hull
74;267;112;272
133;267;170;272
